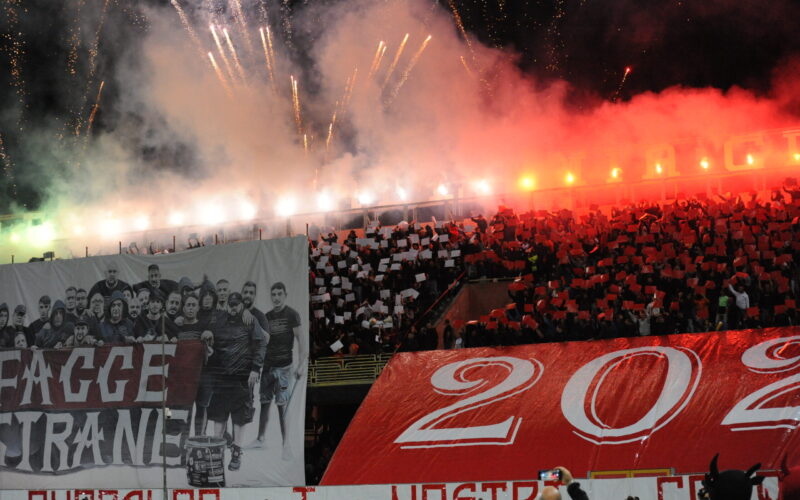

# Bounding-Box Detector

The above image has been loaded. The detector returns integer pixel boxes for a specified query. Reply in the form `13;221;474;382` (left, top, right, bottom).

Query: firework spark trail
447;0;472;52
3;0;27;130
325;117;335;158
0;133;16;198
367;41;385;79
381;33;409;90
612;66;632;102
83;0;110;99
259;27;277;91
460;55;474;78
170;0;206;59
210;24;236;83
85;80;105;137
291;75;303;135
281;0;294;49
223;28;248;83
229;0;254;53
343;67;358;109
387;35;432;105
265;25;278;80
208;52;234;97
303;133;309;155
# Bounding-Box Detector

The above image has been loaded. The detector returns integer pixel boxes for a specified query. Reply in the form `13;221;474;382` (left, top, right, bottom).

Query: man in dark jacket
33;300;74;348
28;295;52;337
207;292;267;471
89;262;130;299
98;291;134;344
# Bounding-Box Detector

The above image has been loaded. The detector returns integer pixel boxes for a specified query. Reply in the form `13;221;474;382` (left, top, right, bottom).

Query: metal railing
307;353;393;387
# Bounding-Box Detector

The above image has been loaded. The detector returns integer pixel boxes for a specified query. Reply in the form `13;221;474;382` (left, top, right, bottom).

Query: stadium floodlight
239;200;258;220
168;211;185;226
9;233;20;243
473;179;491;195
396;186;408;201
655;163;663;174
565;172;576;185
610;167;621;179
99;217;122;238
28;222;56;246
198;203;225;225
746;154;754;166
357;191;374;206
276;196;297;217
794;152;800;162
317;192;335;212
437;183;449;196
134;215;150;231
518;175;535;191
700;158;710;170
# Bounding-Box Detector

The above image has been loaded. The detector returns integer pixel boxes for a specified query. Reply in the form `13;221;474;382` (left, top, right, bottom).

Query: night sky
1;0;799;211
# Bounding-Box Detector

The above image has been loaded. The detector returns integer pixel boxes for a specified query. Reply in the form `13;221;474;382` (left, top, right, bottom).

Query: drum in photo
185;436;226;487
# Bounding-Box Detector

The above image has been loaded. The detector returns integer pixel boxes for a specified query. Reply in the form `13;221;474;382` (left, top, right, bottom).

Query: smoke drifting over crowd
0;0;799;257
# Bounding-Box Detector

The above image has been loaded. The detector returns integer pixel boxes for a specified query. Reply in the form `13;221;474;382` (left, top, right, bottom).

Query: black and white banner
0;237;308;488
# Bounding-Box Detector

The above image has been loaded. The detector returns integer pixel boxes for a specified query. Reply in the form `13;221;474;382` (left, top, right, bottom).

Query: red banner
0;342;204;411
322;327;800;485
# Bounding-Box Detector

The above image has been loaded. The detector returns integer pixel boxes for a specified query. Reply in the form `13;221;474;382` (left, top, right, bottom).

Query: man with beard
33;300;74;349
65;319;102;347
250;282;304;460
64;287;80;324
216;279;230;312
99;291;134;344
75;288;88;317
176;294;214;436
241;281;268;333
128;297;142;320
134;291;178;342
207;292;267;471
135;264;178;297
89;262;131;299
165;291;183;321
28;295;52;336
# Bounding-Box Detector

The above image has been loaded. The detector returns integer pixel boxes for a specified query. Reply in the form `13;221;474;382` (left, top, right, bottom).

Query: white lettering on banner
136;344;176;403
395;357;541;448
722;335;800;431
61;348;95;403
0;349;21;407
99;347;134;402
113;408;153;466
71;411;104;469
42;412;74;472
16;411;42;471
21;350;54;406
561;347;702;444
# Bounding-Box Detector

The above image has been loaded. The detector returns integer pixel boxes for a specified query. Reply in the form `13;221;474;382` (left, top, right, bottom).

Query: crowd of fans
308;182;800;356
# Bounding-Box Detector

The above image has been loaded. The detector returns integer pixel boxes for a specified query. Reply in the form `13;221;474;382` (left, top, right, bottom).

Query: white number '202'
394;356;541;448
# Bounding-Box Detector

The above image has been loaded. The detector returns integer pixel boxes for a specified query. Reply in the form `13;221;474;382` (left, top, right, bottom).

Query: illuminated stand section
1;126;799;265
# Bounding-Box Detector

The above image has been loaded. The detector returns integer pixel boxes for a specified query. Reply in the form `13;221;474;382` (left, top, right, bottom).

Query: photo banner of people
0;236;309;488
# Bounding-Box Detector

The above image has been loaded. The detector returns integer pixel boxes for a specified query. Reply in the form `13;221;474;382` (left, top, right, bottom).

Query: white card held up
421;238;430;246
330;339;344;352
398;239;408;247
416;273;426;282
375;274;385;282
451;249;461;257
445;259;455;268
314;309;325;318
345;293;355;302
315;278;324;286
380;289;391;299
391;263;402;271
440;234;450;242
334;315;344;324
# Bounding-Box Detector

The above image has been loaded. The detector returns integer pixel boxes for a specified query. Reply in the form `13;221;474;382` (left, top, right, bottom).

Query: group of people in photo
0;263;305;470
